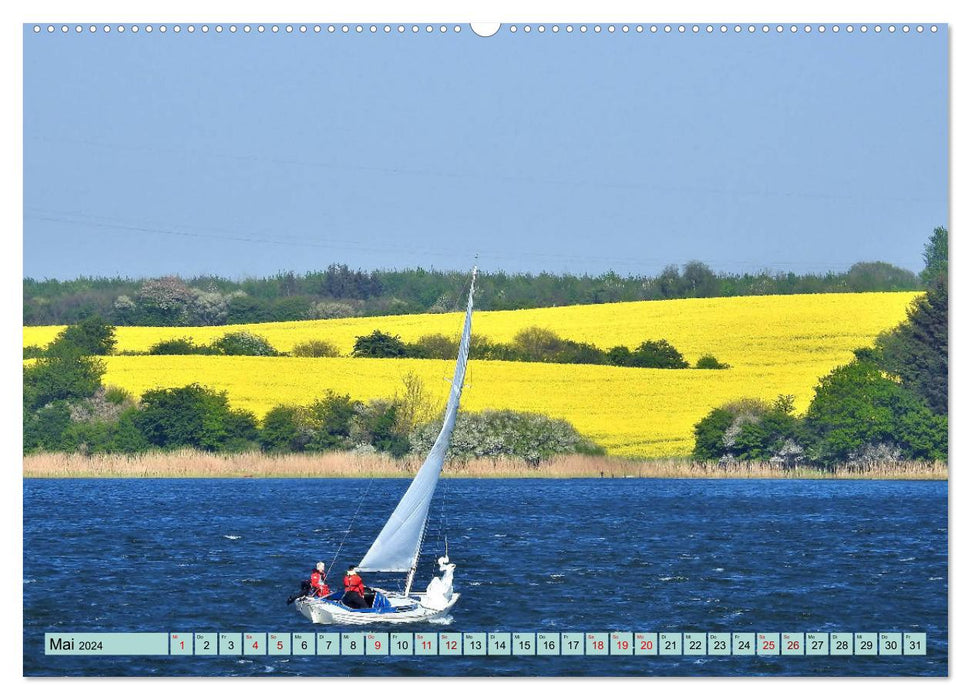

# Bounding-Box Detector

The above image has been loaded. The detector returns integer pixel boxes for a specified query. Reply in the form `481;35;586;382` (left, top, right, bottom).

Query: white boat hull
295;591;460;625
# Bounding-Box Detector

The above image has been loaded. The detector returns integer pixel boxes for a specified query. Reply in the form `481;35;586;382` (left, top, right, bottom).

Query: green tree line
352;327;726;370
27;320;726;371
25;259;920;326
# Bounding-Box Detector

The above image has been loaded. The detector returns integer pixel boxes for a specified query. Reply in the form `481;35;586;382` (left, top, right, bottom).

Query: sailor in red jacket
310;562;331;597
342;566;367;609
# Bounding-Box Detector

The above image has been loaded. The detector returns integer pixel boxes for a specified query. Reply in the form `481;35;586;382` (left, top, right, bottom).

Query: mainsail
356;268;476;575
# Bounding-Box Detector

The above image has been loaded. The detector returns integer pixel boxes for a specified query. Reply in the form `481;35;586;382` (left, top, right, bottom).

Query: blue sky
23;24;947;279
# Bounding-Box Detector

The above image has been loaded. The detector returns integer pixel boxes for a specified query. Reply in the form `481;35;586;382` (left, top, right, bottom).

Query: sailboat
295;267;475;625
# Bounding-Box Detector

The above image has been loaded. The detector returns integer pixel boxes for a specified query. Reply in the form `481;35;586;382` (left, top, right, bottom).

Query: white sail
357;268;476;574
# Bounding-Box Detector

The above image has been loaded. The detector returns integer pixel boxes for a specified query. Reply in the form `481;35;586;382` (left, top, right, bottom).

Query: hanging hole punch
470;23;500;38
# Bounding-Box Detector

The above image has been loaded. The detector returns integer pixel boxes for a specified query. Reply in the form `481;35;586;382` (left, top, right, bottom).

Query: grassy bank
22;450;948;480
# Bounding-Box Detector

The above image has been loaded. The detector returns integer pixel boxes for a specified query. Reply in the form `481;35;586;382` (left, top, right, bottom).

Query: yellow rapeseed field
23;292;918;458
24;292;916;370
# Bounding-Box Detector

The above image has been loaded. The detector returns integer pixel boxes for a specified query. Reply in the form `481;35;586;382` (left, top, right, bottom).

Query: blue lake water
23;478;947;676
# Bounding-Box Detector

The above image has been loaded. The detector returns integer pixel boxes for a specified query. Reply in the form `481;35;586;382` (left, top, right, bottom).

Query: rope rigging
327;477;374;583
441;474;449;562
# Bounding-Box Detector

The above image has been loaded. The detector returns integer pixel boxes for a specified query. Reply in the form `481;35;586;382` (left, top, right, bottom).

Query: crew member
342;566;367;609
310;562;331;597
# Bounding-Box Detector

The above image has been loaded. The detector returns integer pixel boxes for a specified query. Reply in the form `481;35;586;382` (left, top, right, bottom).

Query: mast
404;568;417;598
403;518;428;597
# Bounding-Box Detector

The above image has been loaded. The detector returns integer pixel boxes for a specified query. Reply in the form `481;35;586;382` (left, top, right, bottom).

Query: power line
27;135;946;206
24;206;886;273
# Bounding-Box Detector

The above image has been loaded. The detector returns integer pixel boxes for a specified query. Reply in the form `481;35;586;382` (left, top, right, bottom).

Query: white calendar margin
6;0;964;698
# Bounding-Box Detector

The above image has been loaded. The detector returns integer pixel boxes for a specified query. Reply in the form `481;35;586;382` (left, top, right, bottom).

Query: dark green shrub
920;226;948;287
875;274;947;414
692;408;734;461
23;345;45;359
104;386;134;405
509;327;606;365
804;360;947;466
607;340;690;369
23;352;105;412
628;339;689;369
225;295;266;324
62;419;117;455
260;405;311;452
406;333;458;360
730;408;799;461
135;384;257;451
354;400;411;457
109;407;150;453
47;315;117;356
306;301;357;320
556;340;607;365
511;327;564;361
410;409;603;466
134;277;193;325
291;339;340;358
305;392;359;450
148;337;216;355
852;346;883;363
23;402;73;452
681;260;720;297
844;262;918;293
265;296;314;323
606;346;633;366
211;331;279;356
353;330;407;358
695;354;730;370
222;409;260;452
470;335;519;361
692;396;799;463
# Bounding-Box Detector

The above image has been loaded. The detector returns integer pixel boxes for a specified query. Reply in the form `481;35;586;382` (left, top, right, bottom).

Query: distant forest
24;260;920;327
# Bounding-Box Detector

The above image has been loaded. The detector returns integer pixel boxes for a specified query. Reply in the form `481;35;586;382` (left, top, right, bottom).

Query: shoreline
22;450;948;480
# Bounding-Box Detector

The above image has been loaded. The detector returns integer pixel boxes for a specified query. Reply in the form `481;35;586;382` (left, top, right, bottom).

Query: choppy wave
22;478;947;677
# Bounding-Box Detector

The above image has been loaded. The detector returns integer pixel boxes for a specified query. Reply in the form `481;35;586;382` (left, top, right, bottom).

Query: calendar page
21;14;948;679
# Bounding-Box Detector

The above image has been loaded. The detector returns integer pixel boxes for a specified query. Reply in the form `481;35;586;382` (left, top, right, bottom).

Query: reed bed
22;450;948;480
